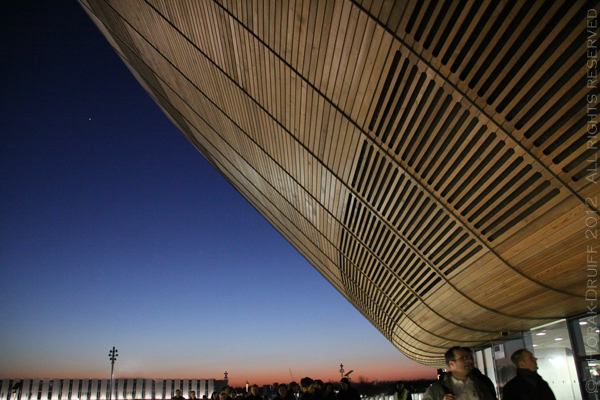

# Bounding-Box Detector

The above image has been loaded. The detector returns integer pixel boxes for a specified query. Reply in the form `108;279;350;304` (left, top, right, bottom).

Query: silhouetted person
323;383;336;400
275;384;296;400
336;379;359;400
502;349;556;400
313;380;324;400
300;378;315;400
247;385;262;400
394;381;410;400
172;390;185;400
288;382;299;399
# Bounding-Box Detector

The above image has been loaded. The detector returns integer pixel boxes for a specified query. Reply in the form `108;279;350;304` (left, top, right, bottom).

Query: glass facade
568;316;600;400
527;320;582;400
471;315;600;399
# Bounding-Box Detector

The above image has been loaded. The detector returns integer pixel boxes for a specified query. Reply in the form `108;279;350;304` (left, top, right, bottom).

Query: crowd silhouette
171;378;414;400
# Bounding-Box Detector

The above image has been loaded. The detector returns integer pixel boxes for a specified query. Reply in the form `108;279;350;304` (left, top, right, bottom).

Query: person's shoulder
426;380;445;389
504;373;525;388
502;375;525;399
470;370;497;399
422;380;446;400
472;370;491;383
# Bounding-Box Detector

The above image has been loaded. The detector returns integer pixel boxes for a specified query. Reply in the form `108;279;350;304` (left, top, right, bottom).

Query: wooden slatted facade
79;0;599;367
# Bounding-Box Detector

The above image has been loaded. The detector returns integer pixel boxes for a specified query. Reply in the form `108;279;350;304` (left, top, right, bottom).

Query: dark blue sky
0;1;436;385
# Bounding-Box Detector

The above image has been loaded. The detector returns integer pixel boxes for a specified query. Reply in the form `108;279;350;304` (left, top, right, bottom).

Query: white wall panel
125;379;134;399
21;379;31;400
119;378;135;399
31;380;40;400
99;380;108;400
80;381;89;400
71;380;79;400
0;379;11;400
181;380;189;398
154;381;163;400
4;379;223;400
145;380;153;400
164;381;172;400
115;380;122;400
41;380;50;400
51;380;62;400
89;380;98;400
206;381;213;399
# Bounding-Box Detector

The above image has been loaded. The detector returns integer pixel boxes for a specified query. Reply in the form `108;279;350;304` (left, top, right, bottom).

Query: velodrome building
54;0;600;398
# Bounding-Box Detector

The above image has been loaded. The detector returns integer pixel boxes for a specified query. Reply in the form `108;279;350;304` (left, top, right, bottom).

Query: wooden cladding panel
83;0;593;367
361;0;598;199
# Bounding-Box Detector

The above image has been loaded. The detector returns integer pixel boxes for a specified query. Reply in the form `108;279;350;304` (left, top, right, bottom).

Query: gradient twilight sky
0;1;437;387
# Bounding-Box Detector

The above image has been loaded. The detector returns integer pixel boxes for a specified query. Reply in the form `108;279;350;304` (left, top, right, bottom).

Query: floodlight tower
108;347;118;400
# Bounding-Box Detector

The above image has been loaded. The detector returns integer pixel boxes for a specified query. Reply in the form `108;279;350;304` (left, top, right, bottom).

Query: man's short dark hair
444;346;463;366
300;378;314;390
511;348;530;367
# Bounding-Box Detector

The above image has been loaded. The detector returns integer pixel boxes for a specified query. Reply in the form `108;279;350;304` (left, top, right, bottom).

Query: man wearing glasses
423;346;497;400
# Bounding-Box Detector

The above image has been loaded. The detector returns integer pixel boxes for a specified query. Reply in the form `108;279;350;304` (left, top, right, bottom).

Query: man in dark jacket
462;347;496;398
502;349;556;400
423;346;496;400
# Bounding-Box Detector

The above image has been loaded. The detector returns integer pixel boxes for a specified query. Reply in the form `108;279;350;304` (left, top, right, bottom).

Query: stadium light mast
108;347;118;400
